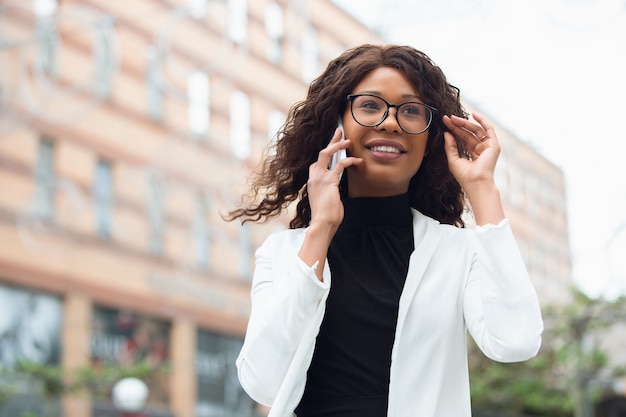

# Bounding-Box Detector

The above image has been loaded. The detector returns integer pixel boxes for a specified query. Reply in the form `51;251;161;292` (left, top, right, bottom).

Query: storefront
0;282;256;417
0;283;63;417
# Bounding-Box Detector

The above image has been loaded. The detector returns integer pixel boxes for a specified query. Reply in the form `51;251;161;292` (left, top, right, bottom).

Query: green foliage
14;361;65;399
71;360;170;400
0;359;170;409
469;346;575;417
0;384;12;406
469;286;626;417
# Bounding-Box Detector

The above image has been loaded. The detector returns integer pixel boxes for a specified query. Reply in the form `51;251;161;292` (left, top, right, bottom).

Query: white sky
335;0;626;298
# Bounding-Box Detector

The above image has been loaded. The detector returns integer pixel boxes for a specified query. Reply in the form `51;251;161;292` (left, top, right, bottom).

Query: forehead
352;67;420;98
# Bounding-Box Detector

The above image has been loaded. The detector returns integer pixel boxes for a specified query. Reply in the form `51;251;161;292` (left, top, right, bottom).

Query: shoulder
257;227;306;254
411;209;477;255
412;209;473;236
263;227;306;244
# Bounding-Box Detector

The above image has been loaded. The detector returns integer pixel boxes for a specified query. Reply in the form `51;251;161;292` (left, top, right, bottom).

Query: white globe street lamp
112;377;149;415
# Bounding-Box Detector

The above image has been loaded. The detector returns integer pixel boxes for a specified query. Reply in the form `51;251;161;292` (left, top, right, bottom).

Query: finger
443;115;478;137
319;131;347;162
322;128;344;156
443;131;461;161
447;115;485;138
443;115;483;150
471;112;497;141
330;127;344;143
332;156;363;173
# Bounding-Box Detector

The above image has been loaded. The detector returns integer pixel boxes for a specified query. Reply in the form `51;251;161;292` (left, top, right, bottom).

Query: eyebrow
357;91;423;101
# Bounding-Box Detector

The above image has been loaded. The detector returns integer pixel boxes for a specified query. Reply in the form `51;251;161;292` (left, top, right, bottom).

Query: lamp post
112;377;149;417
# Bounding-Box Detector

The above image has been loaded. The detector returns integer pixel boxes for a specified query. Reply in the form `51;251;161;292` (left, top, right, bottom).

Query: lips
369;145;403;154
365;140;406;154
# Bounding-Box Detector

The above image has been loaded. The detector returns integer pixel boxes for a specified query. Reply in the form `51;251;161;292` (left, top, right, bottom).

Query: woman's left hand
442;112;500;191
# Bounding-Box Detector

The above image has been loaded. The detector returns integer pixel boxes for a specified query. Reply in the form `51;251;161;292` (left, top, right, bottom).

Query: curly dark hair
226;44;469;228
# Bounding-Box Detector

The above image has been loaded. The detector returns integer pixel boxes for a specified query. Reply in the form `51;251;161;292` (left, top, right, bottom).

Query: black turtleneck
296;194;414;417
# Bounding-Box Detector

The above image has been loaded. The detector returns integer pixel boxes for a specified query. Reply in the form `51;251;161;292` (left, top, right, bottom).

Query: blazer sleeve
463;219;544;362
236;231;330;406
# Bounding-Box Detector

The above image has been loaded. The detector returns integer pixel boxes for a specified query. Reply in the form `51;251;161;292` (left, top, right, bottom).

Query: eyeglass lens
350;94;432;134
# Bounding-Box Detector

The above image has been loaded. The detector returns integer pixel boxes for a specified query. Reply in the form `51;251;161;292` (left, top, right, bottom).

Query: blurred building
0;1;569;417
465;101;573;305
0;1;381;416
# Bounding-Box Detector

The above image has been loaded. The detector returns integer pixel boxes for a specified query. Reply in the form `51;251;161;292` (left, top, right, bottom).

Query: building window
147;173;165;255
93;17;116;100
146;46;164;120
33;0;57;16
188;0;208;19
229;91;250;160
228;0;247;46
267;109;285;155
187;71;210;137
193;193;210;269
91;307;170;410
34;0;59;76
195;330;256;417
265;2;284;64
93;158;113;238
301;25;318;82
267;109;285;140
33;137;55;220
0;283;62;370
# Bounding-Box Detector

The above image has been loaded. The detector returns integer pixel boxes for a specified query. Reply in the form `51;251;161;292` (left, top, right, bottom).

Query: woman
226;44;543;417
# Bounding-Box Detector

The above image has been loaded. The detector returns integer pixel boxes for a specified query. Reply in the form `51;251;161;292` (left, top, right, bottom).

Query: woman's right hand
298;128;361;280
306;128;358;231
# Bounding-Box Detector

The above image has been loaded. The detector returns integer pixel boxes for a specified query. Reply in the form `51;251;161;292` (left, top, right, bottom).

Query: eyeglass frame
346;93;438;135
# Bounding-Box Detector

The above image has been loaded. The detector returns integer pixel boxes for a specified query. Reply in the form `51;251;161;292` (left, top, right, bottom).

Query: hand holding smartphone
329;119;347;178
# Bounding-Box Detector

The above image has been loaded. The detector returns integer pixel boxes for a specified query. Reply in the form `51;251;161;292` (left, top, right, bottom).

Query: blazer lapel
393;210;442;350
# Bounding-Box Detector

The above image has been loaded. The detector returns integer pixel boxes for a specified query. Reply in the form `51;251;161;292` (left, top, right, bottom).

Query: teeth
370;145;401;153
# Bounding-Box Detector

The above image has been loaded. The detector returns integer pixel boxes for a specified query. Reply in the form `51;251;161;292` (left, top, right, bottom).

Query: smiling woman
224;44;543;417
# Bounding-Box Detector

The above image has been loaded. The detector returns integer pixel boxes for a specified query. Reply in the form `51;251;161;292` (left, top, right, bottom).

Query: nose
376;107;401;133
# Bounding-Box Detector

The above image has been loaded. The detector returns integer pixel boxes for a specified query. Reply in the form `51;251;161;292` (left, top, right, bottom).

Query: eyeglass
346;93;437;135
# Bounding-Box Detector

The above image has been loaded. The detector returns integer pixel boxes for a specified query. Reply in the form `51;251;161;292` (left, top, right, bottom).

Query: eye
359;100;382;111
400;103;424;117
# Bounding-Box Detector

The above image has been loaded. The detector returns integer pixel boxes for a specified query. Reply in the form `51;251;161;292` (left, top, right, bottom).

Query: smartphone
329;119;347;178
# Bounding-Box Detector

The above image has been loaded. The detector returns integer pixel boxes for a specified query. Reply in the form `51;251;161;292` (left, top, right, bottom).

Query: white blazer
236;210;543;417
